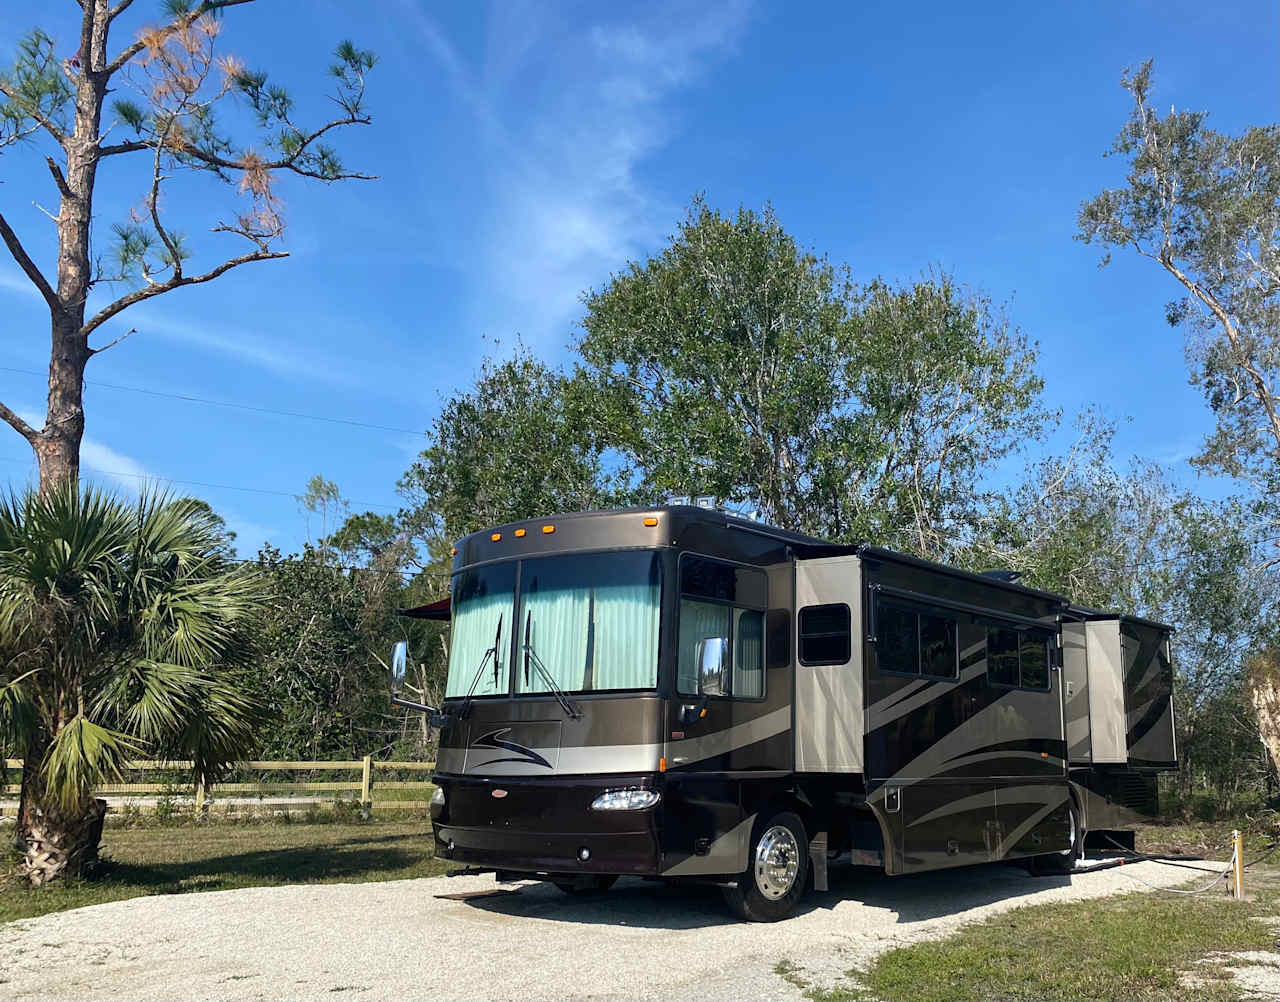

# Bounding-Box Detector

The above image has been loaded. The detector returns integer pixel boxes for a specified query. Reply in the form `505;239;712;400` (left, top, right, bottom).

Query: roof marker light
542;524;555;534
514;528;527;538
491;533;502;541
643;517;658;527
450;547;457;556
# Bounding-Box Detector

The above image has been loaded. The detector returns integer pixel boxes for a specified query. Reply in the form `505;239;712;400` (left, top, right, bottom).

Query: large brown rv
390;505;1177;921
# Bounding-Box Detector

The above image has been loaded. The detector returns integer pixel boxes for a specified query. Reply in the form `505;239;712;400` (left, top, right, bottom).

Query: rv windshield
444;550;662;698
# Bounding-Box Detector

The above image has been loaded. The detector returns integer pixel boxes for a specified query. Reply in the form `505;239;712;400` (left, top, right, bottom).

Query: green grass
792;879;1280;1002
1;821;451;925
1137;816;1278;860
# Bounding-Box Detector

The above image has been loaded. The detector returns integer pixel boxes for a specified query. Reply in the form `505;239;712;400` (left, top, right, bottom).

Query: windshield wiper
459;616;502;720
522;610;582;719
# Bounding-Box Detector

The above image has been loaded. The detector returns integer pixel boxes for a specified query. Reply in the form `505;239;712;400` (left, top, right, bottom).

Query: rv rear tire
722;810;809;922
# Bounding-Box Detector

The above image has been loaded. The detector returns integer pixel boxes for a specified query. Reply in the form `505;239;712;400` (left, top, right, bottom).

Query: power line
0;365;426;436
0;455;400;512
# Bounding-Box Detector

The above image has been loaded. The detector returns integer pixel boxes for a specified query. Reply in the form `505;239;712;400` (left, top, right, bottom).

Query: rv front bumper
431;772;662;876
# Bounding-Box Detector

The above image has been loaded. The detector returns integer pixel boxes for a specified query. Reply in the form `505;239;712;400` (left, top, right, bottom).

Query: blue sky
0;0;1274;556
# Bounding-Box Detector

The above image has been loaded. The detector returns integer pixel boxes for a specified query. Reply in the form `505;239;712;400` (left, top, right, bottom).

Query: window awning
395;596;451;621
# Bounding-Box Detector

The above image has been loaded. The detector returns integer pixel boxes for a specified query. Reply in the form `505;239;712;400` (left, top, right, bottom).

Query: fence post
360;755;372;805
1233;828;1245;899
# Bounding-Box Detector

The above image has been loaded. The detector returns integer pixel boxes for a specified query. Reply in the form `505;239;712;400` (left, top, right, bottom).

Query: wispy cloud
0;268;374;389
405;1;752;347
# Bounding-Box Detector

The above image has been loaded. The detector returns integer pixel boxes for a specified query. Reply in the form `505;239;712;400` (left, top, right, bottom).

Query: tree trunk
36;318;90;491
31;4;107;492
20;798;108;887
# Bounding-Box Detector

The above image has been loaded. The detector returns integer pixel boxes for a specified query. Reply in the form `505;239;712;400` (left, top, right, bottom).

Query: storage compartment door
1084;620;1127;764
794;556;863;772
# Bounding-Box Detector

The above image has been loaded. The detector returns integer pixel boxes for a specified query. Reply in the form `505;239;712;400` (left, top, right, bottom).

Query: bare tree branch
0;211;63;316
89;326;137;355
0;400;41;447
109;0;137;21
96;139;149;158
80;248;287;338
44;156;72;199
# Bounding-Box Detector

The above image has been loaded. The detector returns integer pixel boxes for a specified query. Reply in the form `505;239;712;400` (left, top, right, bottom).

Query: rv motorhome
390;506;1177;921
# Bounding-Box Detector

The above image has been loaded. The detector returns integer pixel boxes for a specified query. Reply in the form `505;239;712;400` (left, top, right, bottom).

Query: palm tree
0;485;263;885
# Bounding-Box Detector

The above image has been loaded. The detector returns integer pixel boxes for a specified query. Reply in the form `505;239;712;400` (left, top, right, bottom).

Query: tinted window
877;603;919;674
987;628;1020;686
766;609;791;670
920;612;958;679
798;603;851;666
1020;634;1049;689
681;556;767;608
958;621;987;672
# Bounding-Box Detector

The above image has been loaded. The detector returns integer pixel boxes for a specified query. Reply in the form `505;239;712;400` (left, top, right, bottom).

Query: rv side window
677;555;768;698
734;608;764;698
1020;635;1049;690
986;628;1052;689
798;603;852;666
987;629;1020;686
920;612;959;679
876;602;918;674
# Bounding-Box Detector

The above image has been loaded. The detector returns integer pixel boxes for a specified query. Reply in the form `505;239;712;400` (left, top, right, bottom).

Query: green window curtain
518;583;590;693
445;588;512;697
519;551;662;694
592;581;660;690
678;599;731;695
734;608;764;698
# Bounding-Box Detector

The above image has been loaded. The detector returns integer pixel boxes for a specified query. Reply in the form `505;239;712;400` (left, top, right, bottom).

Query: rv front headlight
590;789;660;811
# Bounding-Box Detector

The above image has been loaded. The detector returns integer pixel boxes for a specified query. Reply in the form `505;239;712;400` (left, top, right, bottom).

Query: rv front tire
723;810;809;922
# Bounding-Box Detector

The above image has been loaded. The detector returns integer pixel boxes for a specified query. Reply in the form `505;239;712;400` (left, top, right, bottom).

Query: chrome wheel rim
755;825;800;900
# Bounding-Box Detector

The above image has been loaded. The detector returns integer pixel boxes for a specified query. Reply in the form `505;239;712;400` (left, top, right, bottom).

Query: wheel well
759;793;812;837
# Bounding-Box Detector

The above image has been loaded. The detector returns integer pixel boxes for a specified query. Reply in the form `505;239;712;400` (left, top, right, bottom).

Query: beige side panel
1061;622;1091;763
794;556;863;773
1085;620;1127;764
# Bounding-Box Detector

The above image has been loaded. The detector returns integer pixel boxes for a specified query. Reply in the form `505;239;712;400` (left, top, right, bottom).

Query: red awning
396;596;451;621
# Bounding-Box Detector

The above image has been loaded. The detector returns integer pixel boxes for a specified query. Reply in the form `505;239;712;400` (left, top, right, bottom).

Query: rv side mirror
390;640;408;698
695;636;729;696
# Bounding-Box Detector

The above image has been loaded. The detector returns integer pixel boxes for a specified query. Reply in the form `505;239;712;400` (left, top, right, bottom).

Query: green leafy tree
576;199;1050;555
252;542;438;761
1078;60;1280;564
0;2;375;490
0;485;263;885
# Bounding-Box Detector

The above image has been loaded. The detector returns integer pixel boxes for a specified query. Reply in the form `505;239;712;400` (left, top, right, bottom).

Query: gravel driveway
0;858;1226;1001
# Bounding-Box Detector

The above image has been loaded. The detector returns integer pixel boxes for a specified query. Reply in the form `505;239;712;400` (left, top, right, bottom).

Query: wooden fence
0;757;436;816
